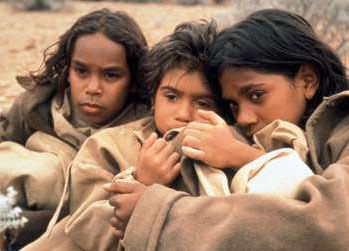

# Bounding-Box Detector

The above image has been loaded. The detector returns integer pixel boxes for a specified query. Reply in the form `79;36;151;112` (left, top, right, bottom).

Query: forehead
220;68;266;87
159;68;212;95
72;33;127;66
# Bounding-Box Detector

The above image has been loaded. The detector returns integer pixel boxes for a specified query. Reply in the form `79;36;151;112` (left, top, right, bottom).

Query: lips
80;103;104;114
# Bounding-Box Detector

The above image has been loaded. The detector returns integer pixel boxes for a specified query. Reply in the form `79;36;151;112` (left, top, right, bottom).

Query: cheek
153;96;168;135
284;89;307;119
68;72;83;99
68;69;79;87
154;110;165;134
106;82;130;103
267;93;306;125
288;96;307;125
69;84;81;106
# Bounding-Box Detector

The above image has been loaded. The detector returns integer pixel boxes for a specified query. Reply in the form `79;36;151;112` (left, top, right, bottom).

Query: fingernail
103;183;112;190
181;146;188;153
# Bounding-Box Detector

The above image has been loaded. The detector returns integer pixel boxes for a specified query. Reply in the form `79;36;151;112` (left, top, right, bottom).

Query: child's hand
135;132;181;185
103;180;147;239
181;110;263;169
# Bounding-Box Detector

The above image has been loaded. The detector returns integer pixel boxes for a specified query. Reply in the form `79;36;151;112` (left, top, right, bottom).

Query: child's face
69;32;130;125
219;67;310;137
154;68;218;135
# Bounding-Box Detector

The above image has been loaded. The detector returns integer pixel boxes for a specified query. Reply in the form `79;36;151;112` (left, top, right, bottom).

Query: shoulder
73;116;155;171
85;116;155;147
307;91;349;132
107;103;151;128
306;91;349;170
121;115;155;133
324;90;349;110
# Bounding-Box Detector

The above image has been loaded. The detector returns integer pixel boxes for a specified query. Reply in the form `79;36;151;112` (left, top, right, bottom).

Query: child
0;8;149;249
21;20;222;251
106;9;349;251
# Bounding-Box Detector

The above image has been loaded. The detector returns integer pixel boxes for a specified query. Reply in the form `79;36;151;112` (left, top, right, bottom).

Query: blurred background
0;0;348;112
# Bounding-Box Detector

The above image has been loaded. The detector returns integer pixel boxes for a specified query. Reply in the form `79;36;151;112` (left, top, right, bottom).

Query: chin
83;115;106;127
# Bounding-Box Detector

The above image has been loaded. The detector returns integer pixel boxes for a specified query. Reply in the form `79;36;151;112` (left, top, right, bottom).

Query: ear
295;64;319;100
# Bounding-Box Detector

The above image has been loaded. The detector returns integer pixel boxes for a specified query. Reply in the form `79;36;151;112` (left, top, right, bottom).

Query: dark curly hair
208;9;349;126
28;8;149;106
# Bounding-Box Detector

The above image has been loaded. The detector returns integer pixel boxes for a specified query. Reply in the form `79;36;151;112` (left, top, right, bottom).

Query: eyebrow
239;83;265;95
71;59;126;72
159;85;216;99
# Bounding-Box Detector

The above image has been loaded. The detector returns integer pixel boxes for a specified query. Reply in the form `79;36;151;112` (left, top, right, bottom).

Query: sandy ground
0;0;230;112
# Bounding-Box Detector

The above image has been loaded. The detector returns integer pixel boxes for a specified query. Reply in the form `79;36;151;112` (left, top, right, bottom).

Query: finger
111;227;124;239
103;180;139;194
108;194;119;208
186;121;212;131
169;162;181;177
181;146;205;161
197;110;226;125
158;141;176;159
182;128;201;139
112;193;139;220
109;194;131;209
110;216;126;231
162;162;181;184
166;152;181;168
181;135;201;149
150;138;168;154
142;132;158;149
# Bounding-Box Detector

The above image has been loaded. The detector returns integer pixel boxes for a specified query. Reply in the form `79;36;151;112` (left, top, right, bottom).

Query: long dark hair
29;8;149;106
208;9;349;125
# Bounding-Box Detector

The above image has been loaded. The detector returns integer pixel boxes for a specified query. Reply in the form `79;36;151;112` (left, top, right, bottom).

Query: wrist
133;168;142;183
134;168;152;186
241;147;265;165
228;143;265;168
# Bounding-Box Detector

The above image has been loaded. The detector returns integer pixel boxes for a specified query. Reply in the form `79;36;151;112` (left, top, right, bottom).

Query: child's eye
73;65;88;76
249;91;265;103
196;99;214;110
104;71;120;82
164;93;178;102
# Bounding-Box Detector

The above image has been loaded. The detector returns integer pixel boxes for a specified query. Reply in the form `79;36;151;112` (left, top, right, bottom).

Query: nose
235;104;258;128
85;76;102;96
176;100;194;124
